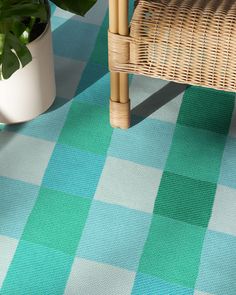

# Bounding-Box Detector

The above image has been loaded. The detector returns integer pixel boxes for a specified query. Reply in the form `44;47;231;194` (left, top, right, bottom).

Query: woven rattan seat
108;0;236;128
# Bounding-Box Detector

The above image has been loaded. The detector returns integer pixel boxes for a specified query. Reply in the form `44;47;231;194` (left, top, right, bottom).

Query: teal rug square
132;272;193;295
77;200;152;271
196;230;236;295
42;143;105;198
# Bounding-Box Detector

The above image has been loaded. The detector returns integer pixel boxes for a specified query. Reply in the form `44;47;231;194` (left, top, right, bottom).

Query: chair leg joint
110;99;130;129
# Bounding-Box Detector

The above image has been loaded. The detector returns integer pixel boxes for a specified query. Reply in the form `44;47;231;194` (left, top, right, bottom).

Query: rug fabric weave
0;1;236;294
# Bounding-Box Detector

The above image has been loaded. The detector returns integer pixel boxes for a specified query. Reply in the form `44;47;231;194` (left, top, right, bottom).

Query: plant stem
0;33;5;55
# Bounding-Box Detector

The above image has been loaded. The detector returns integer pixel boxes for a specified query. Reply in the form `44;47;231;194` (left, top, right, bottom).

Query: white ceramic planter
0;22;56;124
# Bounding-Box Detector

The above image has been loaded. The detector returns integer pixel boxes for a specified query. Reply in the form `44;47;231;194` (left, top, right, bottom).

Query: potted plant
0;0;97;123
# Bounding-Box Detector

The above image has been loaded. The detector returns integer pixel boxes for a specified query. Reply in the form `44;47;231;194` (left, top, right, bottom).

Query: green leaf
0;32;32;79
1;43;20;79
7;32;31;67
11;20;27;38
50;0;97;16
0;3;47;23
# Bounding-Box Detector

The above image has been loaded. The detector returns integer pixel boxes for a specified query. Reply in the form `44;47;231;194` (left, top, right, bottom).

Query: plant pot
0;21;56;124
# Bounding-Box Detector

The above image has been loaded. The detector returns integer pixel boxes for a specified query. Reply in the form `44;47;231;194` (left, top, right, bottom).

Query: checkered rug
1;1;236;294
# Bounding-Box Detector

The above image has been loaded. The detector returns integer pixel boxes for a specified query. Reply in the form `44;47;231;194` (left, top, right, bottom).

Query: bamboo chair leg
109;0;130;129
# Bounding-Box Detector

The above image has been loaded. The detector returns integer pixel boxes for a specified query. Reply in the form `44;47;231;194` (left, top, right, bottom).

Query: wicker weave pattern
109;0;236;92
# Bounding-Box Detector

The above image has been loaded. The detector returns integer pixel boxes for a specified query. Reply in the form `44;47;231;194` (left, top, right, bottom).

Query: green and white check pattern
0;1;236;294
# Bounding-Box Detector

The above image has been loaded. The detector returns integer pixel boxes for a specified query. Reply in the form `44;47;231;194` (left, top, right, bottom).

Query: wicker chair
108;0;236;128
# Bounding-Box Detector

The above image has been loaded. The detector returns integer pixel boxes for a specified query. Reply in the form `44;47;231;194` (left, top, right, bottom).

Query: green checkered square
58;102;113;155
165;124;226;183
1;240;73;295
138;214;206;288
177;86;235;134
154;172;216;227
22;188;91;255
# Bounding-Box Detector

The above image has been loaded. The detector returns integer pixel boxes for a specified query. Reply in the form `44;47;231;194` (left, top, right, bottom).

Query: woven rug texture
0;1;236;294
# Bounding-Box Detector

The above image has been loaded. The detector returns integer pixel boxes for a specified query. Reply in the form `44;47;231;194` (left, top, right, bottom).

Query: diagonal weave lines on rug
0;1;236;294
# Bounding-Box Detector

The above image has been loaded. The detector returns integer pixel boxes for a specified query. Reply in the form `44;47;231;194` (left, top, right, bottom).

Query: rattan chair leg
110;98;130;129
109;0;130;129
